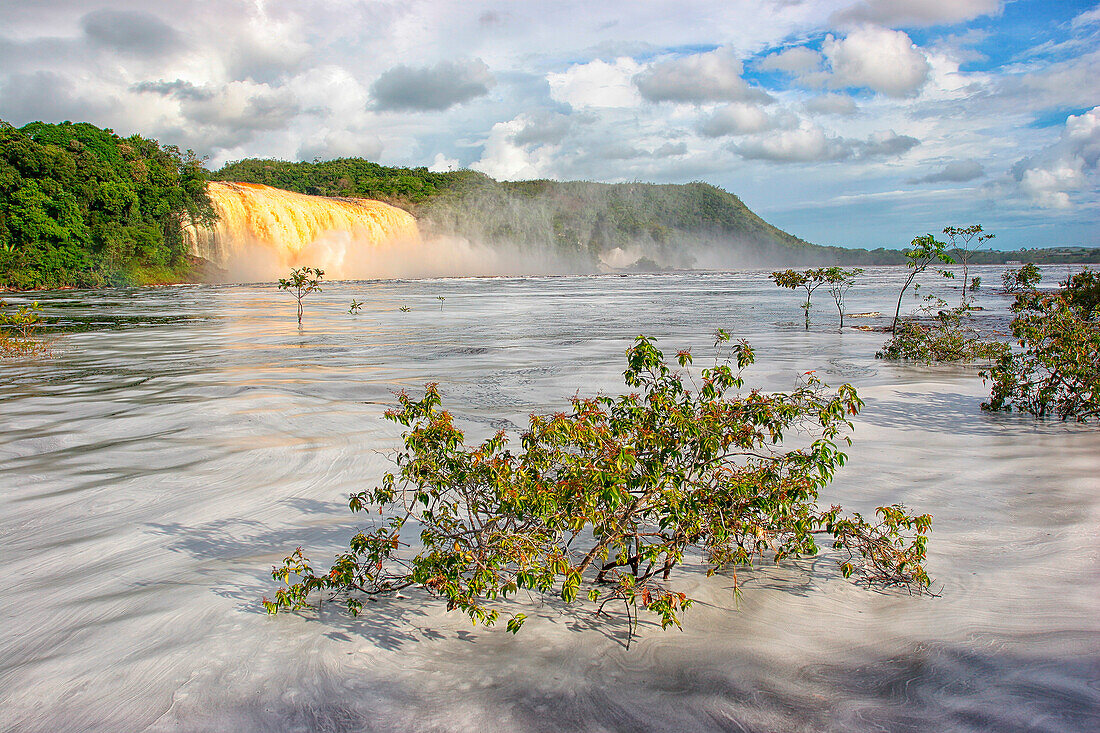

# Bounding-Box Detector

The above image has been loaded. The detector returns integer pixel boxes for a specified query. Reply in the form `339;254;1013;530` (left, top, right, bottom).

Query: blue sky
0;0;1097;250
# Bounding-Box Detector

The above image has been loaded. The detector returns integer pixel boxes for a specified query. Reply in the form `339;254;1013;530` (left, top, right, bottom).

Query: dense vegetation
983;269;1099;420
265;333;933;634
0;120;214;289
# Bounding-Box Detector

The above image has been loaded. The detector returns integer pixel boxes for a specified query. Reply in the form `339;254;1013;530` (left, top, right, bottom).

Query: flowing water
2;266;1098;732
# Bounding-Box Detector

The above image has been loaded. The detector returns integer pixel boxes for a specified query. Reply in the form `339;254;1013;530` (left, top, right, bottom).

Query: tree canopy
0;120;214;288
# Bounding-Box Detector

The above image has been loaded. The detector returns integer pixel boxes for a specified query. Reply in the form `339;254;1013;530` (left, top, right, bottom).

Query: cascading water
184;182;420;279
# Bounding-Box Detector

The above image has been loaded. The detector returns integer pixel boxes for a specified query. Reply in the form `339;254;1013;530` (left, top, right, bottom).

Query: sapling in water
277;267;324;325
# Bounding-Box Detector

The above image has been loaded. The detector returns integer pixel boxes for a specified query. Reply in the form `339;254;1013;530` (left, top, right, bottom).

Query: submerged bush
877;306;1007;363
983;269;1100;421
0;299;47;357
265;333;933;635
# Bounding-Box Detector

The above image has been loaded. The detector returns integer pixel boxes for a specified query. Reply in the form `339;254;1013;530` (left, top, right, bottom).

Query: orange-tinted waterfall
185;182;420;279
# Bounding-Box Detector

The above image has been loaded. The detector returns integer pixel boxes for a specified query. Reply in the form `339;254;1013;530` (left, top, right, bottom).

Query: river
2;265;1098;732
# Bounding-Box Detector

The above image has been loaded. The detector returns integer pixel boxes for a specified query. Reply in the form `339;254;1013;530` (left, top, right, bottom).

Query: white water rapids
1;266;1097;732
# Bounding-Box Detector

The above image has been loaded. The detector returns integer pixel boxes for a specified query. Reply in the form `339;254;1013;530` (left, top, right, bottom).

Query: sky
0;0;1098;250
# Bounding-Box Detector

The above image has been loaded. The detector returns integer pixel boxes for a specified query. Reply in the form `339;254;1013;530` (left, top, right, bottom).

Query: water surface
2;266;1098;732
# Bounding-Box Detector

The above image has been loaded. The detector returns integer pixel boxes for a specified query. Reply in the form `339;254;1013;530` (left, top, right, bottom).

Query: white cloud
823;26;931;97
735;122;919;162
547;58;643;109
1071;6;1100;28
757;46;822;74
834;0;1004;27
634;47;772;104
471;116;559;180
736;121;851;162
428;152;460;172
804;93;858;116
697;103;776;137
908;160;985;184
996;107;1100;209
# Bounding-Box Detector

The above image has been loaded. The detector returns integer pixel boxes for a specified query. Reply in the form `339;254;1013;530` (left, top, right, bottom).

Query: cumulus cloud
697;103;775;137
547;58;643;108
735;123;919;162
804;93;858;116
370;59;496;111
180;82;299;133
511;111;573;145
428;152;460;172
736;122;851;162
823;27;930;97
858;130;920;156
472;116;559;180
757;46;822;74
80;9;184;58
634;47;772;104
834;0;1003;27
908;160;985;184
993;107;1100;209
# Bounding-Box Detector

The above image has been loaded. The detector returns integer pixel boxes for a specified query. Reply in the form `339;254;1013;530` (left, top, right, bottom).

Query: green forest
2;120;1097;289
0;120;214;289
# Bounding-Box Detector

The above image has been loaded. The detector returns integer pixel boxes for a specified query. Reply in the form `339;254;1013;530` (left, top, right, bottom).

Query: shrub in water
265;333;933;634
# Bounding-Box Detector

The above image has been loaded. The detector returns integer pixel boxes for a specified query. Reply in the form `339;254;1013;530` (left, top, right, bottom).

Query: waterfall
184;182;420;279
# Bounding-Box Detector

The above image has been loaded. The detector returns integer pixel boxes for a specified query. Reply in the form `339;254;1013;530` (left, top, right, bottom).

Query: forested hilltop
0;120;214;289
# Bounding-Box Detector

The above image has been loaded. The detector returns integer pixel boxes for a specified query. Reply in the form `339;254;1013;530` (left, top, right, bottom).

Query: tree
943;225;994;304
1002;263;1041;293
0;299;47;357
278;266;324;325
891;234;955;332
983;269;1099;420
770;268;831;329
264;333;933;636
0;119;215;289
823;267;863;328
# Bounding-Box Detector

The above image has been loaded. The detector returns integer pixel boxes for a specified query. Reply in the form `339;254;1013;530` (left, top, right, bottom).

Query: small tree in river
278;267;324;325
943;225;994;305
983;269;1100;421
823;267;863;328
891;234;955;332
0;299;47;357
264;333;934;636
771;268;830;329
1002;263;1041;293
